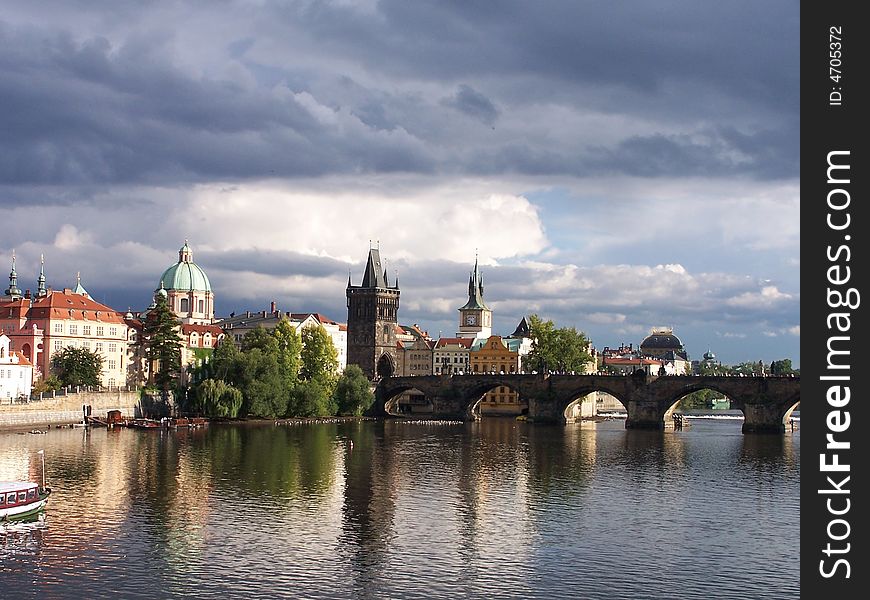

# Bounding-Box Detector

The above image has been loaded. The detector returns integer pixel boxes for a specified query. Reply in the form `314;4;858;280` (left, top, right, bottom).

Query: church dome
640;331;683;350
158;242;212;293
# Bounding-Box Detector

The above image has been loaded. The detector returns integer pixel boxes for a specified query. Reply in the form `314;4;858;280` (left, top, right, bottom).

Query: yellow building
469;335;524;416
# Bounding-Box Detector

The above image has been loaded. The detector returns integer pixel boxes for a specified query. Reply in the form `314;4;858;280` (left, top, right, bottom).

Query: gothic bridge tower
346;247;400;379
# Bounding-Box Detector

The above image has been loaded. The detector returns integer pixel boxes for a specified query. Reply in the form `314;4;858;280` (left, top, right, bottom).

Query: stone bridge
374;373;801;434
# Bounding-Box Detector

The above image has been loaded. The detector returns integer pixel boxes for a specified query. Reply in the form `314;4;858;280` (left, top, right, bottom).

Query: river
1;417;799;599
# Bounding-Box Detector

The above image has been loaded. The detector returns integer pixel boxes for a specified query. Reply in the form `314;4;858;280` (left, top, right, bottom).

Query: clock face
466;314;476;325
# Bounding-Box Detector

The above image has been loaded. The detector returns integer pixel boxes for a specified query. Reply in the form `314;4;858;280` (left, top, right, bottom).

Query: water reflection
0;419;799;599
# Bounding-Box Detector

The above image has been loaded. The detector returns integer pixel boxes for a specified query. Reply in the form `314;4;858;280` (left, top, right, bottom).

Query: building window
180;298;189;312
69;324;78;335
108;360;117;370
54;340;62;350
83;325;91;335
96;342;103;352
198;299;204;313
108;343;117;353
96;326;104;337
54;323;63;333
109;327;117;337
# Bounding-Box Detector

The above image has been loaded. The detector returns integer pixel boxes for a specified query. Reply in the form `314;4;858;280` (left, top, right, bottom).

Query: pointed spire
73;271;89;297
5;250;21;298
36;254;46;297
346;270;352;288
360;247;388;288
394;269;399;289
459;253;489;310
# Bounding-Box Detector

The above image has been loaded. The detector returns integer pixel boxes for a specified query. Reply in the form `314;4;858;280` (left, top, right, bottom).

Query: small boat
0;481;51;523
127;418;162;429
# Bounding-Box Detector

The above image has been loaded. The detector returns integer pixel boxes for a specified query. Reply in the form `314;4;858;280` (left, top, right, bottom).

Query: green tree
51;347;104;387
33;375;62;395
209;336;244;383
300;325;339;382
334;364;374;416
769;359;795;376
237;349;287;418
195;379;243;418
290;378;336;417
523;314;593;374
138;293;183;396
241;325;279;354
272;318;302;388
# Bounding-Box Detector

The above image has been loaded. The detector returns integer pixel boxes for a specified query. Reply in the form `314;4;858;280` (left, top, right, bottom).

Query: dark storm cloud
586;124;799;179
441;85;499;125
200;248;348;279
0;0;797;185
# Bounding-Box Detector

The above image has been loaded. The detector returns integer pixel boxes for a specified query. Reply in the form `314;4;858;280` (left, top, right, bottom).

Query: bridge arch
557;384;629;423
461;379;526;420
376;381;436;416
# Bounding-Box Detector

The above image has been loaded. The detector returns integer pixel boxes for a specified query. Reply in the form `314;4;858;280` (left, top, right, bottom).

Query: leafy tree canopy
241;325;279;354
300;325;339;383
195;379;243;418
51;347;104;387
272;318;302;387
523;314;593;374
334;364;374;416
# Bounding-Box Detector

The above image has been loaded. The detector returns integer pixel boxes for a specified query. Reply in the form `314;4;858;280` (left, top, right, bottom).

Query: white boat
0;481;51;522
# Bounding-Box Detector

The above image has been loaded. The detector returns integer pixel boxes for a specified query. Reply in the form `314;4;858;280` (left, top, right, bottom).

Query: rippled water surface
2;418;799;599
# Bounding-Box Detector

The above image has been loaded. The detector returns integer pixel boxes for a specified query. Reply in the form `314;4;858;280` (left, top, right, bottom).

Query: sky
0;1;799;367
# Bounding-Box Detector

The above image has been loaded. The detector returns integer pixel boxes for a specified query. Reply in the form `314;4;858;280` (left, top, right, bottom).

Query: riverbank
0;390;141;432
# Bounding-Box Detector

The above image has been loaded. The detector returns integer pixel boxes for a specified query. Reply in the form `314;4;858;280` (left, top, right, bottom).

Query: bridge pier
526;395;565;424
624;400;666;430
741;403;787;434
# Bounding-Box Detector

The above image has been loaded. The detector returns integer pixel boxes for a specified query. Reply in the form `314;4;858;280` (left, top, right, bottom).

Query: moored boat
0;481;51;522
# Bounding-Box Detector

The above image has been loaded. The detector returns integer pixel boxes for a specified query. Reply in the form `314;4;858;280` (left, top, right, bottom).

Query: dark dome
640;333;683;349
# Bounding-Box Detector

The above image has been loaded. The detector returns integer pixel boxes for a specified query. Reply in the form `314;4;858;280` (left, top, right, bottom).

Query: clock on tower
466;314;477;325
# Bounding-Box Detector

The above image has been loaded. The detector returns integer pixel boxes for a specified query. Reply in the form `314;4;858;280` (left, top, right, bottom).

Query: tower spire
36;254;46;297
5;250;21;298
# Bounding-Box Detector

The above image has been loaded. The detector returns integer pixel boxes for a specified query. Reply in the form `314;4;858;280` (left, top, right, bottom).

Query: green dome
159;242;212;292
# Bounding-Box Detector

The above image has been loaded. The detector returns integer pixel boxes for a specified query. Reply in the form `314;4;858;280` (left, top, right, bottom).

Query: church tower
4;251;22;299
457;255;492;339
346;246;400;379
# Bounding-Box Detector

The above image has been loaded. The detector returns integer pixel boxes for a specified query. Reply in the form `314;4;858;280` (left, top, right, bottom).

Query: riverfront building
0;333;33;401
1;253;129;387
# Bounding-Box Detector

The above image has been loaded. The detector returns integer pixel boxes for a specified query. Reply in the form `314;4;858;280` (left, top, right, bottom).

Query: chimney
270;301;277;314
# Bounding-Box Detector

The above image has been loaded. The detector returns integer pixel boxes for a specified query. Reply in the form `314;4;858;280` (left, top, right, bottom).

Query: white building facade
0;333;33;401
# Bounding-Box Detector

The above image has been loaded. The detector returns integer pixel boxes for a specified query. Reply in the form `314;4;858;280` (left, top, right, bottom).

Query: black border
801;2;867;596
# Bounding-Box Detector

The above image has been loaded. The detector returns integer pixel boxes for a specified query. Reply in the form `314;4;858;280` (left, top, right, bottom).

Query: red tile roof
29;289;125;323
435;337;473;348
181;323;225;335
